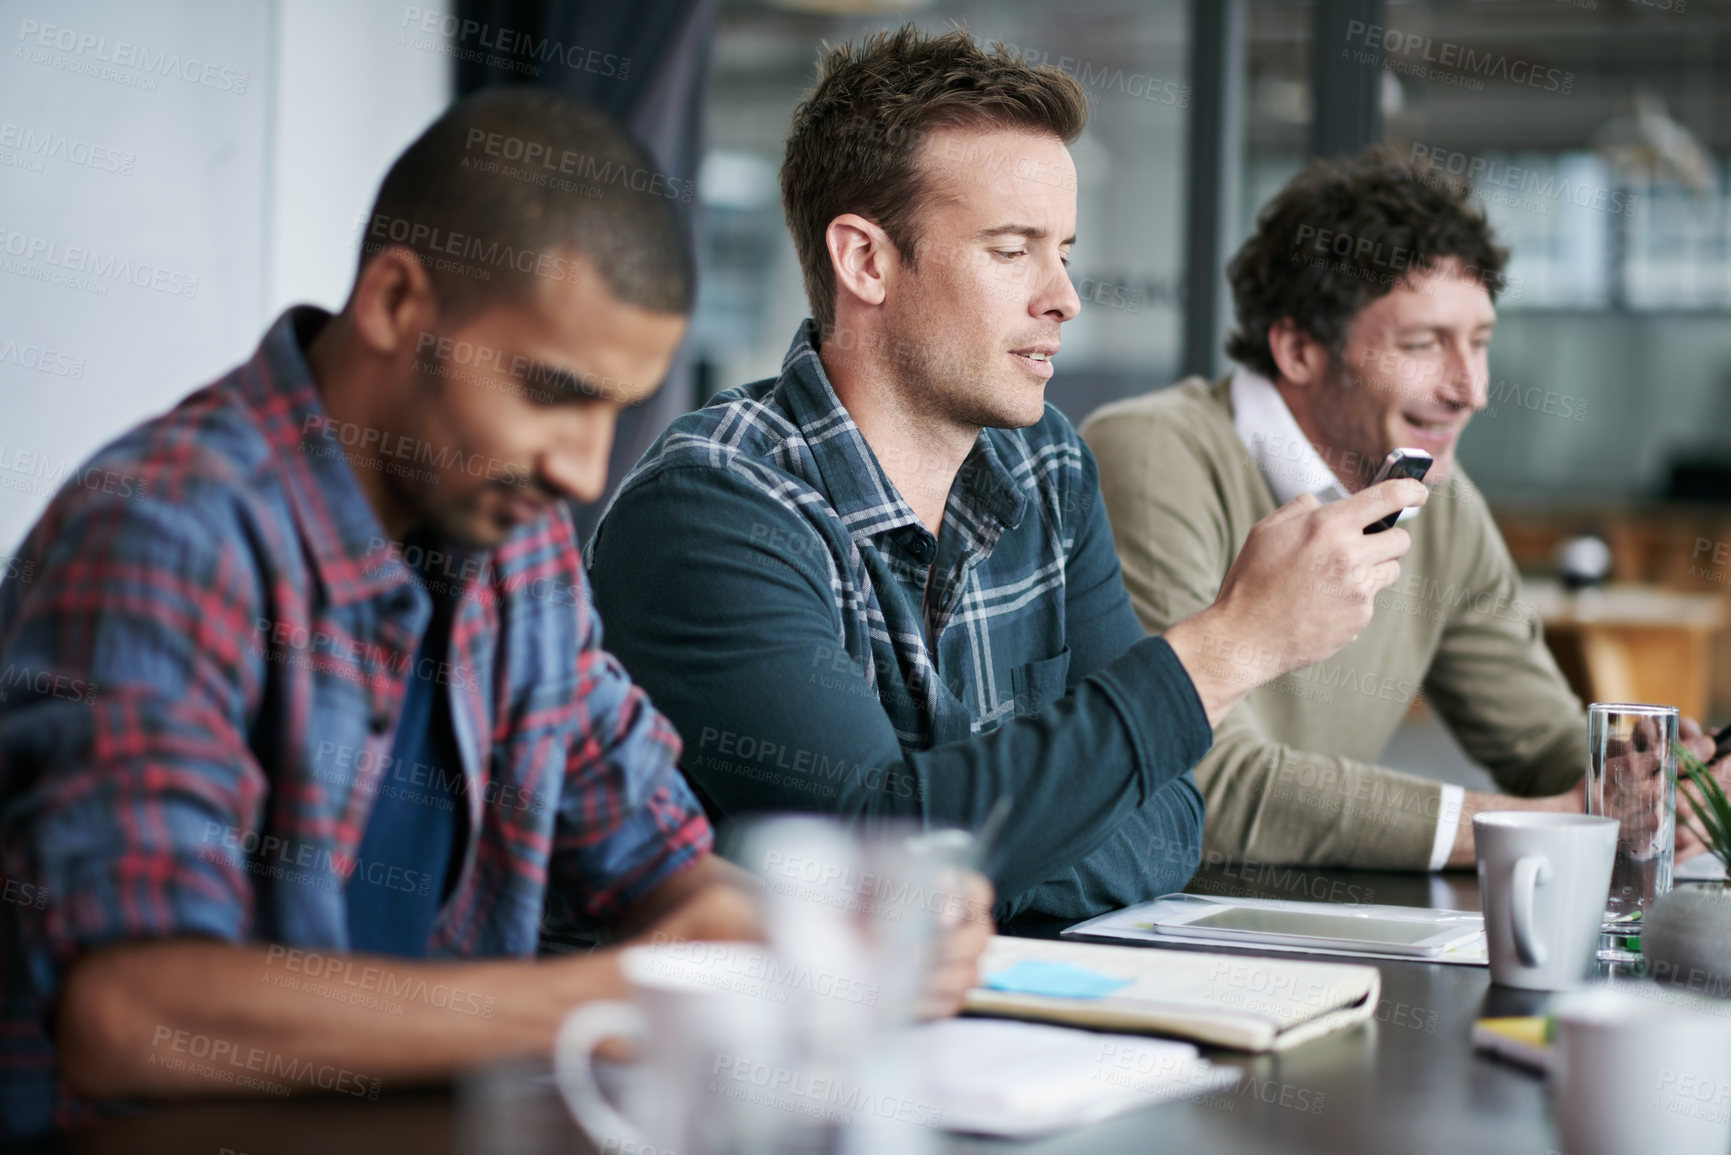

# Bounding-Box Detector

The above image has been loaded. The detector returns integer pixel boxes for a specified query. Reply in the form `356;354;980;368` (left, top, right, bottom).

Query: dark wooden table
47;866;1610;1155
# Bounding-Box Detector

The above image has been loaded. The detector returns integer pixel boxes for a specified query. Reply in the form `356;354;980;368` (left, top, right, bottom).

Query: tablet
1142;899;1480;957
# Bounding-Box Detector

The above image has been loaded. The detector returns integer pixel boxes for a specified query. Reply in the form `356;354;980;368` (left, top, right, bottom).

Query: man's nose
1442;343;1488;410
1046;259;1080;323
540;414;616;505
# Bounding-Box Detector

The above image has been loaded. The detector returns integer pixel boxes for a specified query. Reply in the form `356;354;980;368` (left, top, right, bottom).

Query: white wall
267;0;451;315
0;0;451;553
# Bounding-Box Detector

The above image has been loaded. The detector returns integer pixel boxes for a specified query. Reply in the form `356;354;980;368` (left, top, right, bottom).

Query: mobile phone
1713;722;1731;761
1363;448;1434;534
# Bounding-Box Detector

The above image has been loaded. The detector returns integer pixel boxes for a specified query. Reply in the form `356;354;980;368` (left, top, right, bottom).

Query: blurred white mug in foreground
1553;987;1731;1155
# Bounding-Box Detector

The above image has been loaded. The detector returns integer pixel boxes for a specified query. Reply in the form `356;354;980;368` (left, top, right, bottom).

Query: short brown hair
780;25;1089;337
1224;142;1508;380
363;88;693;319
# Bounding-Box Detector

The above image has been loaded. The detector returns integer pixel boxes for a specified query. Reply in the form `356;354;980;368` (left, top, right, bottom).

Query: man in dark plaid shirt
589;28;1426;922
0;90;991;1137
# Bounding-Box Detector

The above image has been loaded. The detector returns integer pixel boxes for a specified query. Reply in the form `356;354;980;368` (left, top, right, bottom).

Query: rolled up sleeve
0;490;270;1008
547;568;712;925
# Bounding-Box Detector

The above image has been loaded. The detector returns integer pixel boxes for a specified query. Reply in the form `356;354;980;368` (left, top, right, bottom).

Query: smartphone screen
1364;449;1433;534
1183;907;1446;946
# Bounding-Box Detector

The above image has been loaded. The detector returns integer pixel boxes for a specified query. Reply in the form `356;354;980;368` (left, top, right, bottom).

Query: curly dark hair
1224;142;1508;379
781;25;1089;337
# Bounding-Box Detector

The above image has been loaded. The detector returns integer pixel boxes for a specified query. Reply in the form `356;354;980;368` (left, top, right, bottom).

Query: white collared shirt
1228;365;1461;871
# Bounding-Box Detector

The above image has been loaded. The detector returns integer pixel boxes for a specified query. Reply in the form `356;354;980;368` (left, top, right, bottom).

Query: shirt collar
240;306;418;606
776;321;1026;545
1230;363;1351;507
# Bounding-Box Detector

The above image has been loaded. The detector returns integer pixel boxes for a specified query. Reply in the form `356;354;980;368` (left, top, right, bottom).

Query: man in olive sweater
1083;146;1725;871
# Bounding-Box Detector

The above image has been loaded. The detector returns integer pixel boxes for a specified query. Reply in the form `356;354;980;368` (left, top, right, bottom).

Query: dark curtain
455;0;720;543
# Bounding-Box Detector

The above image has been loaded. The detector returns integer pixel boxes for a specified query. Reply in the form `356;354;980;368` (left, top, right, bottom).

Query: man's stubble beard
900;330;1038;433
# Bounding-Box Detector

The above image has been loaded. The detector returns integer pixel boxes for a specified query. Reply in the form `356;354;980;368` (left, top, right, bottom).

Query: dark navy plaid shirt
589;321;1209;922
0;307;710;1135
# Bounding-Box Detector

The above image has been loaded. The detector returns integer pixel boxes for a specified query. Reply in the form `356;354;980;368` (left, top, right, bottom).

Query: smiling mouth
1404;416;1457;437
1010;348;1057;378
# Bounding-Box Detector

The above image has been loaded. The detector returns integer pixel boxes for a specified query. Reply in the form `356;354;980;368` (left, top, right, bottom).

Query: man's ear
1267;318;1330;389
824;213;895;312
348;246;441;359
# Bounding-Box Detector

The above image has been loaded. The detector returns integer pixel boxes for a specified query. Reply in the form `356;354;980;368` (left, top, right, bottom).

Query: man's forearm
1164;608;1280;729
57;938;626;1100
607;852;755;942
1444;788;1577;868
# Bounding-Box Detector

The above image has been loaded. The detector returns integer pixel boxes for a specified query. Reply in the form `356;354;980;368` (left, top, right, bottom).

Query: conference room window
694;0;1192;420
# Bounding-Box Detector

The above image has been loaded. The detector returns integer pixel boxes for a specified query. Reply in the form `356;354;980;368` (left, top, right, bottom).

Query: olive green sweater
1080;376;1587;870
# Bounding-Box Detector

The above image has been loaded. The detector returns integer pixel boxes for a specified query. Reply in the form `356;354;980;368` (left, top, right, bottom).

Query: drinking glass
1585;702;1677;961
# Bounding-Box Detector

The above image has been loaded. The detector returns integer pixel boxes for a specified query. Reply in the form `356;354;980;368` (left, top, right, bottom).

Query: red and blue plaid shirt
0;307;711;1135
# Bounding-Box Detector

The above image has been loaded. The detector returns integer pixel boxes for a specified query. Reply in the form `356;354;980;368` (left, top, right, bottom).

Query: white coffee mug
554;941;790;1155
1554;987;1731;1155
1474;813;1617;991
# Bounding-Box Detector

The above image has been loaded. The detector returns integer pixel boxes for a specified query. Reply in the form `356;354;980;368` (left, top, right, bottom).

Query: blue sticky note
983;959;1133;1000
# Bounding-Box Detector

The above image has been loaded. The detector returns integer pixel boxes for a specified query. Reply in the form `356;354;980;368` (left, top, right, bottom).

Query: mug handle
1510;854;1554;967
553;1000;649;1150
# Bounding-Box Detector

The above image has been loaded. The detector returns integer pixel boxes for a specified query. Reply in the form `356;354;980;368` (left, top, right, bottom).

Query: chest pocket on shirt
1010;649;1071;717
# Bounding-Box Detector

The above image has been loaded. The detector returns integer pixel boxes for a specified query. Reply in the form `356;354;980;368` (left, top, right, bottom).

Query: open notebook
964;935;1380;1052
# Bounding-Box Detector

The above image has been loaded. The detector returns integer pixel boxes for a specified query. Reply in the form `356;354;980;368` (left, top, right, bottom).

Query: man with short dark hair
1083;145;1724;870
588;28;1427;921
0;89;986;1137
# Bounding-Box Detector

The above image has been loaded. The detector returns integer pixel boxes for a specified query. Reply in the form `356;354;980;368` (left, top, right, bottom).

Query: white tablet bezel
1141;897;1480;958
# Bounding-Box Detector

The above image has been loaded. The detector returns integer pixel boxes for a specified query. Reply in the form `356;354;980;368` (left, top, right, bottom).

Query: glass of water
1585;702;1678;962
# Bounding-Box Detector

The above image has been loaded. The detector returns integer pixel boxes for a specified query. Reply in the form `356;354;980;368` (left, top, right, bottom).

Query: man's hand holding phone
1364;448;1433;533
1166;474;1430;727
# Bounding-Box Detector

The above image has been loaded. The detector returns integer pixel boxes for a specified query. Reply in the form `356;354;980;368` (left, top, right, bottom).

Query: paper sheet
914;1018;1239;1137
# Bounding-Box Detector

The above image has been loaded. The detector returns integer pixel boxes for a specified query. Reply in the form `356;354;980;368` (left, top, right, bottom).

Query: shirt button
369;710;393;735
910;537;934;563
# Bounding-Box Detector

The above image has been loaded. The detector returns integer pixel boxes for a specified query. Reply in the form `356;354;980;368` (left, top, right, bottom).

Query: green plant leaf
1673;743;1731;874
